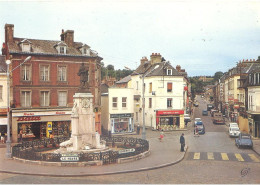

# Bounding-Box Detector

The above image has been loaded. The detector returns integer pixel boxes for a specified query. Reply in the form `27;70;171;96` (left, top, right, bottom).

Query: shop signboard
118;148;135;154
157;110;184;115
110;113;133;118
60;153;79;162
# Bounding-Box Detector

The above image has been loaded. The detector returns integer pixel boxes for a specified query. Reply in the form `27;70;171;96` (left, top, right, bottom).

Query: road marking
207;152;214;160
235;153;244;162
248;154;260;162
194;153;200;159
221;153;229;160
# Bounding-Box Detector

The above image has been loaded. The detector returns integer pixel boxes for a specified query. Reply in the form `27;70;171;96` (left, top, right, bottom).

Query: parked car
212;112;225;124
184;114;191;122
229;122;238;128
194;118;202;126
207;104;214;111
196;121;205;134
235;133;253;148
194;102;199;107
202;110;208;116
229;127;240;137
210;109;218;117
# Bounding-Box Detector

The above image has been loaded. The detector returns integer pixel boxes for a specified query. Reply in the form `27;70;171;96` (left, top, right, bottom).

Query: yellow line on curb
207;152;214;160
235;153;244;162
248;154;260;162
221;153;229;161
194;153;200;160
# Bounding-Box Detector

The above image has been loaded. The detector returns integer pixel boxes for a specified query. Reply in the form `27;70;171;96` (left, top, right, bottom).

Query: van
229;122;238;128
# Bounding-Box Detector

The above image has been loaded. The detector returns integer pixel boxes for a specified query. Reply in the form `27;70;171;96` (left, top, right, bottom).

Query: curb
0;147;188;177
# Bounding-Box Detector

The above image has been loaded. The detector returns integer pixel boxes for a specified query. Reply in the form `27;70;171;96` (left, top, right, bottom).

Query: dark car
235;133;253;148
195;121;205;134
207;104;214;111
202;110;208;116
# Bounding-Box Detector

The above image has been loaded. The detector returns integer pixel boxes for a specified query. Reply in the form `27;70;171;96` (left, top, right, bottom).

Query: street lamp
5;56;31;158
125;65;159;140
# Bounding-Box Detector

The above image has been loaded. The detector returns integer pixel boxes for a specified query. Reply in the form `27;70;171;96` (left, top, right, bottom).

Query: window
58;91;67;106
149;98;152;108
122;97;127;108
149;83;152;93
60;46;65;54
167;82;172;92
22;43;30;52
40;65;50;81
136;81;139;90
112;97;118;108
21;64;31;81
40;91;50;107
167;69;172;75
167;98;172;108
0;86;2;100
21;91;31;107
58;66;67;81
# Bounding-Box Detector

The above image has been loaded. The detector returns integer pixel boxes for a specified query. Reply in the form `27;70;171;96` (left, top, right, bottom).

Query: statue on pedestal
77;63;90;92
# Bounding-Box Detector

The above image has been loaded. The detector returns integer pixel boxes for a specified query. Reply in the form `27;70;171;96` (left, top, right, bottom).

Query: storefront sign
118;148;135;154
110;113;133;118
17;116;41;121
60;154;79;162
13;111;72;117
157;110;184;115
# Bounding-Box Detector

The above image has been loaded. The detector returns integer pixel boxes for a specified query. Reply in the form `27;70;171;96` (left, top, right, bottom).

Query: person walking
137;125;140;135
159;131;164;142
180;133;185;152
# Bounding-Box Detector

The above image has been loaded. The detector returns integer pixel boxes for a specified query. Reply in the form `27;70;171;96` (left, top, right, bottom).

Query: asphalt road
0;95;259;184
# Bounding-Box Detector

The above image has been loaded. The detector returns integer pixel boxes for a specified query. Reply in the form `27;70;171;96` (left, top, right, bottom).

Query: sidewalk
224;117;260;156
0;130;187;177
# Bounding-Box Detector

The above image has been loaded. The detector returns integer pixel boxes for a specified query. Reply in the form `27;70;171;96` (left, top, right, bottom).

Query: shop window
149;98;152;108
40;91;50;107
113;118;129;133
149;83;152;93
167;98;172;108
122;97;127;108
21;91;31;107
40;64;50;81
112;97;118;108
58;65;67;81
58;91;67;106
167;82;172;92
21;64;31;81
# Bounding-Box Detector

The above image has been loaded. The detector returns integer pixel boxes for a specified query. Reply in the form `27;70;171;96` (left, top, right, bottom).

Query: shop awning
0;118;7;126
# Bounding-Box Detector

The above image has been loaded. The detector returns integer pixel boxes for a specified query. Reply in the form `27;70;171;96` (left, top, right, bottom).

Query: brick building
2;24;103;142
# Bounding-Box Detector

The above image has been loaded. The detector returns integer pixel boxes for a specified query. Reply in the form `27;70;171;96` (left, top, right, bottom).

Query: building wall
101;95;109;134
248;86;260;112
0;73;8;109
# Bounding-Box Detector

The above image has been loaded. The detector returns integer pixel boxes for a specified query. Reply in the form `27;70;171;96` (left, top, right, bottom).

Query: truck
212;112;225;124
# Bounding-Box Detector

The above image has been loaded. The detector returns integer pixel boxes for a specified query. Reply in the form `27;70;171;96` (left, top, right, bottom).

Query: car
235;133;253;148
194;118;202;126
196;124;205;134
184;114;191;122
202;110;208;116
207;104;214;111
212;112;225;124
210;109;218;117
229;127;240;137
229;122;238;128
194;102;199;107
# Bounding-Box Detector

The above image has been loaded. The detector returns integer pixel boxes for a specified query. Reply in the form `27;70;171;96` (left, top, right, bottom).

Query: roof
133;61;182;77
100;84;109;94
116;75;131;84
7;37;101;59
0;55;7;73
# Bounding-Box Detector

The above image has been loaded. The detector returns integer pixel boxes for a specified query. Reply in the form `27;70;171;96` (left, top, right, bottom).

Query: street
0;96;259;184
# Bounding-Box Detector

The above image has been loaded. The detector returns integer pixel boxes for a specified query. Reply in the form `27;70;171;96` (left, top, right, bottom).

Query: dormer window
167;69;172;75
19;39;32;52
55;41;67;54
79;44;90;56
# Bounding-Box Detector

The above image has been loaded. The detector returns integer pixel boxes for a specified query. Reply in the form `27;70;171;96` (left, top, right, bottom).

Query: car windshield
195;118;201;122
231;128;239;131
241;135;250;139
196;121;203;125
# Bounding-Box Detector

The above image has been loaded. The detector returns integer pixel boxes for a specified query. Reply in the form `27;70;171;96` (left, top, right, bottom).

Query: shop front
12;110;72;142
156;110;184;130
110;113;134;134
248;113;260;138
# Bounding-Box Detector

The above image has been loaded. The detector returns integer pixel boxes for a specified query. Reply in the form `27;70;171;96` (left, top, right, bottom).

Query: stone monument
56;63;106;153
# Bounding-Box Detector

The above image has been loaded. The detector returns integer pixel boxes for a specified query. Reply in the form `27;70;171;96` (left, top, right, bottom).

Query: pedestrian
159;131;164;142
1;132;5;144
194;125;199;137
180;133;185;152
137;125;140;135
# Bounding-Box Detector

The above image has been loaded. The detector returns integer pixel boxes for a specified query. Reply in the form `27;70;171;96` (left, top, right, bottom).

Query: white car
194;118;202;126
184;114;191;122
229;122;238;128
229;126;240;137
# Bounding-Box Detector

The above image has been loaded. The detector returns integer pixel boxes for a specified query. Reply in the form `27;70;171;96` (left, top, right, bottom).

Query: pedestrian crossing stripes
187;152;260;163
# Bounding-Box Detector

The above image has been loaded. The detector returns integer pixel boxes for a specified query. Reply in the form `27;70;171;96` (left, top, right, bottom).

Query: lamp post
125;65;159;140
5;56;31;158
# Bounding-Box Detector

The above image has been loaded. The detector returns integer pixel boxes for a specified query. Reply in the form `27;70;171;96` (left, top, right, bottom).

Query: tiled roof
0;55;7;73
116;75;131;84
7;37;101;58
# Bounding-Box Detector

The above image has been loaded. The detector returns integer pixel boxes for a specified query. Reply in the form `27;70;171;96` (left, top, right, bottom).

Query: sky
0;0;260;76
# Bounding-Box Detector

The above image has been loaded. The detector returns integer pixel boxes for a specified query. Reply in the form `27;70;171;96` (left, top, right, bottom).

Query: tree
213;71;224;82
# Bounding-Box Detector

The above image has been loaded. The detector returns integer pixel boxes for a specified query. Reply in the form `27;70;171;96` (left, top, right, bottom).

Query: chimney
150;53;162;65
176;65;181;72
60;29;65;41
5;24;14;43
64;30;74;47
140;56;148;65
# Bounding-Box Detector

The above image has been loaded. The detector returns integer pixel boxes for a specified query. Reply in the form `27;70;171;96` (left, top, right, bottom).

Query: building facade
2;24;103;142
